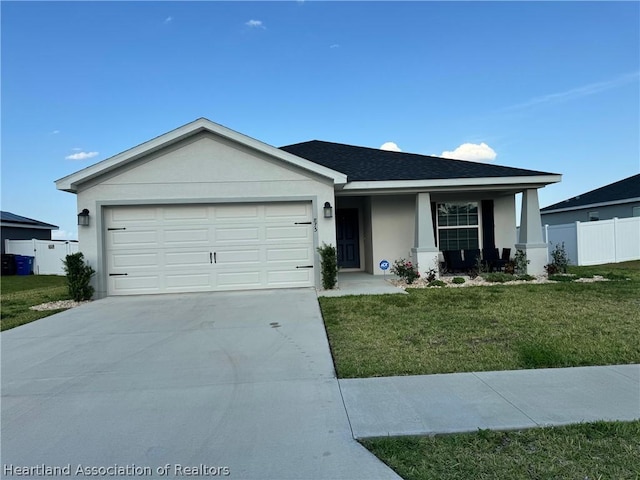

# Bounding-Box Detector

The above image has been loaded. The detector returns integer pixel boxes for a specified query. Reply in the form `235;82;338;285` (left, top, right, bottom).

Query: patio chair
463;249;481;271
481;247;501;271
443;250;466;273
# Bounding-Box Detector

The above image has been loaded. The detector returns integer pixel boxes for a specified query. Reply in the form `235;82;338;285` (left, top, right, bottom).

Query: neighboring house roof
55;118;348;193
280;140;558;182
541;173;640;214
0;211;58;230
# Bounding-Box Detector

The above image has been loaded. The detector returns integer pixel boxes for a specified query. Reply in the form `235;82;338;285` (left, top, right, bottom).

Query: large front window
437;202;479;250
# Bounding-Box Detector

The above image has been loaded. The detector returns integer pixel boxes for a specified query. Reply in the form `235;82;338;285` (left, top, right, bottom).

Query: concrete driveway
1;289;400;480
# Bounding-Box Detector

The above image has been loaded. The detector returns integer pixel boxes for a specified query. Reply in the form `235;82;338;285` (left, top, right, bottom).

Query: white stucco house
56;118;561;297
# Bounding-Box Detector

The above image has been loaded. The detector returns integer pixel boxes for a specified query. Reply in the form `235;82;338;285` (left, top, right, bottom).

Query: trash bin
15;255;34;275
1;254;16;275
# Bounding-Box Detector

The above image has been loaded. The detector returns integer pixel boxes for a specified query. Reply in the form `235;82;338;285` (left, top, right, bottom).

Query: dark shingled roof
0;211;58;229
280;140;556;182
541;174;640;211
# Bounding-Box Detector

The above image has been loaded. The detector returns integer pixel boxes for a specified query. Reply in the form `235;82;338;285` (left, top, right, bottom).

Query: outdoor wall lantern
323;202;333;219
77;209;90;226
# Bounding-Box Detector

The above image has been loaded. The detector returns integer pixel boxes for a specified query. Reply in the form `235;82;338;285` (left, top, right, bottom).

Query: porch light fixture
77;209;90;226
323;202;333;219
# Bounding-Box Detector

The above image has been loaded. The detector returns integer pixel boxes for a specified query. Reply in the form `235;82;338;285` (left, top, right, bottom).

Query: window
588;211;599;221
436;202;479;250
632;206;640;217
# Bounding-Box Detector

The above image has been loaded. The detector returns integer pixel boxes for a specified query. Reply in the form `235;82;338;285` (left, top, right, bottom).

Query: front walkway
317;271;406;297
339;364;640;438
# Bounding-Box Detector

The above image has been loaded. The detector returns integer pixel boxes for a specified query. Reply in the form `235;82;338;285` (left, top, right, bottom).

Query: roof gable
56;118;347;193
541;174;640;212
280;140;558;181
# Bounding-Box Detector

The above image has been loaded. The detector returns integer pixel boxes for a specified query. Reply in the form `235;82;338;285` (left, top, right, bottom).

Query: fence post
575;221;581;265
544;224;549;264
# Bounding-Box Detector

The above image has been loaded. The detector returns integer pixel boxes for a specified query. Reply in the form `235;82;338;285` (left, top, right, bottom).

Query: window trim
436;201;481;250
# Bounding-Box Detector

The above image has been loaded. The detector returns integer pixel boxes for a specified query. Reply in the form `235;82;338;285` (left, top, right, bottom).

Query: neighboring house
56;118;561;297
540;174;640;225
1;211;58;254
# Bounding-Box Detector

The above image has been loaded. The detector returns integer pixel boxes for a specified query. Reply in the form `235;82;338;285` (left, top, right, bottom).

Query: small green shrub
428;280;447;287
514;249;529;275
62;252;95;301
550;242;570;273
392;258;420;284
317;243;338;290
482;272;514;283
452;277;466;284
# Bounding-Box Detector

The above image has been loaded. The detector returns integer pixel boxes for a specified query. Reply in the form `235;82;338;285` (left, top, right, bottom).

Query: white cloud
50;130;60;135
163;16;173;25
65;151;99;161
245;19;265;29
380;142;402;152
72;147;82;151
441;142;497;162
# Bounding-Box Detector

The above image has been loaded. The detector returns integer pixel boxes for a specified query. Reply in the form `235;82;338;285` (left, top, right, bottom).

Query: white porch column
411;192;440;277
516;188;548;275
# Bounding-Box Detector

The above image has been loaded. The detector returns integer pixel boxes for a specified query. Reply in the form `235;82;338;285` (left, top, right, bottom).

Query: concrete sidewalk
339;364;640;438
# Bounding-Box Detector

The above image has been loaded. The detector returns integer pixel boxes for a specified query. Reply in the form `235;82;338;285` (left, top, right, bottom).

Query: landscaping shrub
452;277;466;284
514;249;529;275
546;242;570;274
482;272;514;283
428;280;447;287
392;258;420;284
317;243;338;289
62;252;95;301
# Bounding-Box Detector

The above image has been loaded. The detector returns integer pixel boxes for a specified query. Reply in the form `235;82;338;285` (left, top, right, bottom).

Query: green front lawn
319;261;640;378
363;420;640;480
1;275;70;331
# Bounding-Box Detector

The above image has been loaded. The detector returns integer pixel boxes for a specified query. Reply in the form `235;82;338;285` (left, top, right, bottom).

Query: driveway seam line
471;372;540;427
336;378;357;440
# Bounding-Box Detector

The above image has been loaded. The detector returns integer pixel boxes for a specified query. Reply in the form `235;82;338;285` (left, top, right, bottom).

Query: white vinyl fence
543;217;640;266
5;239;80;275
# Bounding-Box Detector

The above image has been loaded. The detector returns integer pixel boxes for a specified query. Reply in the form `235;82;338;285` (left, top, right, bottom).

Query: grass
319;260;640;378
362;420;640;480
1;275;70;331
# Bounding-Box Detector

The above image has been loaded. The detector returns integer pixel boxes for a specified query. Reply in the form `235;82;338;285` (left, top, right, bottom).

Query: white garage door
105;203;315;295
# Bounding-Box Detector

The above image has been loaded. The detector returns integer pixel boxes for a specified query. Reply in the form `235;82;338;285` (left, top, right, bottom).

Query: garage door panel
267;247;313;262
215;249;261;265
110;207;159;223
265;226;312;242
217;271;262;288
164;251;210;266
105;202;314;295
265;203;310;220
163;206;209;221
111;252;159;268
165;274;213;289
215;226;260;243
110;275;160;293
109;229;159;247
268;269;313;285
164;228;210;245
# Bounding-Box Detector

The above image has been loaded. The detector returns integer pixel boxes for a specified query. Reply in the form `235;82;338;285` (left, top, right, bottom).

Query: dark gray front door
337;208;360;268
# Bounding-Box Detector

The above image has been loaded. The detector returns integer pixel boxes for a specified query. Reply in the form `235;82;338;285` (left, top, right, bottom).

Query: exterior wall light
323;202;333;219
77;209;90;226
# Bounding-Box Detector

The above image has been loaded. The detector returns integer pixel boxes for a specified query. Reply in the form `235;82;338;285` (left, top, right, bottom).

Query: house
55;118;561;297
1;211;58;254
540;173;640;225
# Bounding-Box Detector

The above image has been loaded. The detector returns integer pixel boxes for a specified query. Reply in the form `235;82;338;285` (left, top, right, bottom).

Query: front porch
334;189;548;277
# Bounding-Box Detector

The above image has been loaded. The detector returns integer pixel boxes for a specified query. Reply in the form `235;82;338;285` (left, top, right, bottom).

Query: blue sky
2;1;639;240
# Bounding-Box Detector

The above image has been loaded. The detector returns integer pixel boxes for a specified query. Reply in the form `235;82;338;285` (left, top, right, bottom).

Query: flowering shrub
391;259;420;284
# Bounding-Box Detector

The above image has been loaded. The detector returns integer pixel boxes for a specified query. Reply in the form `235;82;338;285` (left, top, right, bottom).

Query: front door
336;208;360;268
